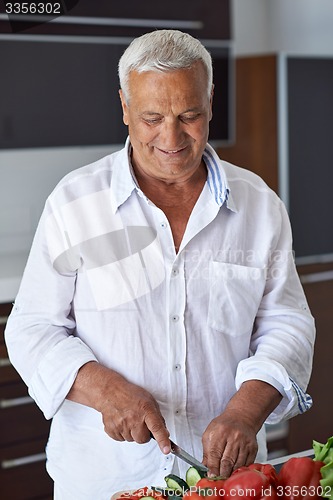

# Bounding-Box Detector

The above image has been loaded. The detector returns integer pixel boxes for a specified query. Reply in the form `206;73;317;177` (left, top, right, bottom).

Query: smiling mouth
157;147;187;155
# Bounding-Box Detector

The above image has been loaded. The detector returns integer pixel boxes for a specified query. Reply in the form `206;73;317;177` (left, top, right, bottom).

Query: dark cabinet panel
0;0;231;39
0;459;53;500
0;303;53;499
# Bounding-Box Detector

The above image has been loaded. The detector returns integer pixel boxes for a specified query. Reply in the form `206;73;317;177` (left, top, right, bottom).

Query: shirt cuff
235;358;313;424
28;335;98;419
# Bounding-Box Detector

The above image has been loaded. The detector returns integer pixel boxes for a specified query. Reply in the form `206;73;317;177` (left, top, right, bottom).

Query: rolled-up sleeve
235;200;315;423
5;203;97;419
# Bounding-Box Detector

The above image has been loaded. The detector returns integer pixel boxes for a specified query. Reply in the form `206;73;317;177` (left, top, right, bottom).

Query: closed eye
141;114;163;125
180;113;201;123
144;118;162;125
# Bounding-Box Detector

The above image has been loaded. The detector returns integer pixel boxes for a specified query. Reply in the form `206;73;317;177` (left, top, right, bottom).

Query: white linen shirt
5;140;315;499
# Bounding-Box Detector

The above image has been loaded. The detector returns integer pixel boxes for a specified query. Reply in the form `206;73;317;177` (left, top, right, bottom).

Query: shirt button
160;221;168;228
175;364;181;371
171;314;179;322
172;268;179;276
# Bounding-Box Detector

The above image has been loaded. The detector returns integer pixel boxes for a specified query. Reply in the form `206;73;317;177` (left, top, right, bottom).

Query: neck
133;161;207;207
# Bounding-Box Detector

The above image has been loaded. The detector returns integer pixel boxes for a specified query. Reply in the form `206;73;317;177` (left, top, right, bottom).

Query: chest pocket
208;261;267;336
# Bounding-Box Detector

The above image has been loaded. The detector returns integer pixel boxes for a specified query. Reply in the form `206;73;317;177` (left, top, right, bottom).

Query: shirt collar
110;137;138;213
111;138;237;213
203;143;237;212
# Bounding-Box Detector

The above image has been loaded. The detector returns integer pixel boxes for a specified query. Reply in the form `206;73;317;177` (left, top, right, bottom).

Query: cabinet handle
0;357;11;367
300;269;333;284
0;395;34;409
1;452;46;469
0;315;8;325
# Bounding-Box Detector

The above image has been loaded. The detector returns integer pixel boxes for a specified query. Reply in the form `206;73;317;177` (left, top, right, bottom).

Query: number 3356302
5;2;61;14
276;485;332;497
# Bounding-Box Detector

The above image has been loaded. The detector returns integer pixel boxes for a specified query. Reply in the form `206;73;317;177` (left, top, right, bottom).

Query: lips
156;146;187;155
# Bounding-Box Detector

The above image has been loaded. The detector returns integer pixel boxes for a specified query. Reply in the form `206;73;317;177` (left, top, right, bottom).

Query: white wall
233;0;333;56
0;145;119;301
0;144;120;251
232;0;271;55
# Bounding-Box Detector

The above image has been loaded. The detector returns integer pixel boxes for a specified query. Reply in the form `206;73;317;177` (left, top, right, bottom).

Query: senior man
5;30;315;499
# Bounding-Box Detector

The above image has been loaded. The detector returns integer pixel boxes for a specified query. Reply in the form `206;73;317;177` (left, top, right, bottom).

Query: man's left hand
201;380;283;478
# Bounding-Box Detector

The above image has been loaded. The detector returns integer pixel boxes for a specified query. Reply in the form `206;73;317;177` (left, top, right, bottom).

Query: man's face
119;62;213;183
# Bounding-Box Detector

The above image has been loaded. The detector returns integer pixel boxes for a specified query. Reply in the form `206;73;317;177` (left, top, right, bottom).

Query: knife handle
149;432;175;451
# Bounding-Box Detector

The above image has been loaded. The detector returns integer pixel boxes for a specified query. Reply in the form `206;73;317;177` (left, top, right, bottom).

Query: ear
119;89;129;126
209;84;214;121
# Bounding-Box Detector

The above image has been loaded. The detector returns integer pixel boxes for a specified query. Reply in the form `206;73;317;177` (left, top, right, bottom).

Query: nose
160;118;185;149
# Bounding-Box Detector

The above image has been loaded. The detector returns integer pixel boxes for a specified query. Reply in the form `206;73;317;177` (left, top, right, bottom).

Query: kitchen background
1;0;333;498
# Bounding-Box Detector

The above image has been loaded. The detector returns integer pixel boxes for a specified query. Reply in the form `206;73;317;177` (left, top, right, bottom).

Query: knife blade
170;440;209;473
150;433;208;473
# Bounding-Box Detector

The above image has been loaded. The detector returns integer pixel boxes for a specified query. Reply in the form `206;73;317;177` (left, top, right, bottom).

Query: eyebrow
140;107;203;116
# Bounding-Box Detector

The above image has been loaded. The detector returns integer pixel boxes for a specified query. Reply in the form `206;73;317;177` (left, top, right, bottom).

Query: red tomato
128;487;166;500
232;463;278;487
196;477;225;499
196;477;225;489
132;487;150;497
183;490;203;500
224;469;270;499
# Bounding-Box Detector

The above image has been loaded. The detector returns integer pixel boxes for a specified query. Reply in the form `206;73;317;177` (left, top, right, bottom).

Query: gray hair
118;29;213;103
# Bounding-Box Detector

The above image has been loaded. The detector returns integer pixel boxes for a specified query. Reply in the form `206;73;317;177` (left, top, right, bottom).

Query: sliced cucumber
164;474;189;494
185;466;207;487
141;497;157;500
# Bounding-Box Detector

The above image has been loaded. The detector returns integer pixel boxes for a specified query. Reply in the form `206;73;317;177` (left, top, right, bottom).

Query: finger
220;454;237;479
130;425;151;444
233;450;248;471
103;417;133;442
147;419;171;454
206;446;226;477
232;441;257;470
104;425;125;441
244;445;258;466
218;442;239;478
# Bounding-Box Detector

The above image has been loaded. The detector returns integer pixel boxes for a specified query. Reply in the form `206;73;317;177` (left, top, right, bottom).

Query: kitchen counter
268;448;314;472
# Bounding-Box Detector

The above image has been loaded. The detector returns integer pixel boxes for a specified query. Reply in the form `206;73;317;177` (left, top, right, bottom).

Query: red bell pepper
278;456;324;500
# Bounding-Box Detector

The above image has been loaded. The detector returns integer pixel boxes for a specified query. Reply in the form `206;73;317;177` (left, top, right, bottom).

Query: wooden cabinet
289;264;333;453
0;303;53;500
219;55;279;193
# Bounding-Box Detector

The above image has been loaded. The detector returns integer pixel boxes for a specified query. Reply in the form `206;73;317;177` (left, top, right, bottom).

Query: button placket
168;253;187;421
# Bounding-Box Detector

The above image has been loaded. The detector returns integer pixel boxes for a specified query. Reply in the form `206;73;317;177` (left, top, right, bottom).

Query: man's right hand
67;361;171;454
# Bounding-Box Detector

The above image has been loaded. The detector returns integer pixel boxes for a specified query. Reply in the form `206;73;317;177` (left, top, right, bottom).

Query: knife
150;433;208;473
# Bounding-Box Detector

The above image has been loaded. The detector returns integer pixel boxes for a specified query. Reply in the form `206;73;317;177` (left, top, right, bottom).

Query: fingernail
163;446;171;454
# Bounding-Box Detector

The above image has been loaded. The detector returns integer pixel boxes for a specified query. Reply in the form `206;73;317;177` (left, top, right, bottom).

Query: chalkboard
286;56;333;260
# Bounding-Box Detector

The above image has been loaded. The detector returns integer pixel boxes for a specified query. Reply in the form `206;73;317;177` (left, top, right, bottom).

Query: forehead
127;62;208;105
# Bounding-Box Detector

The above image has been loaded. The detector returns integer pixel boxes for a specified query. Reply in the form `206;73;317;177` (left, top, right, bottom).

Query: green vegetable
185;466;206;487
164;474;189;494
313;436;333;499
